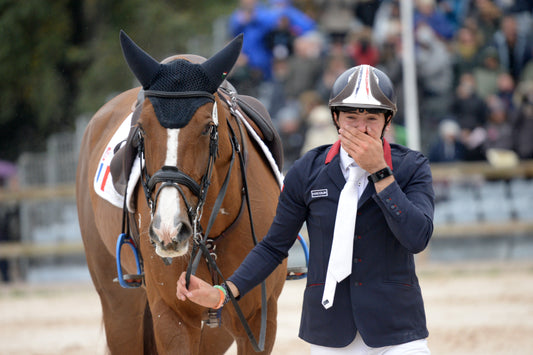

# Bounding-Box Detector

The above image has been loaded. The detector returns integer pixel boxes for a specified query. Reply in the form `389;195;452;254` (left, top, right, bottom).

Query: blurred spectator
376;34;404;124
493;0;533;33
451;25;483;86
301;105;339;154
492;14;532;81
495;72;516;113
229;0;279;80
347;27;380;66
276;103;306;170
315;50;352;103
229;0;316;81
283;31;325;101
372;0;401;49
229;53;264;97
437;0;475;32
484;94;514;152
415;24;454;148
451;73;488;132
314;0;358;42
429;119;467;162
511;81;533;159
473;46;505;99
269;0;316;36
267;57;291;119
470;0;502;46
265;15;296;60
414;0;456;41
416;24;453;107
353;0;382;27
299;91;338;153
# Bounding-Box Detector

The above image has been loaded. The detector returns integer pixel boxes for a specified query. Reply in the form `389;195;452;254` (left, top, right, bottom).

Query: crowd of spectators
226;0;533;170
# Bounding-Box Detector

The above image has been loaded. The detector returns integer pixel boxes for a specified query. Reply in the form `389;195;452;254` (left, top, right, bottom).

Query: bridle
138;90;219;230
128;88;268;352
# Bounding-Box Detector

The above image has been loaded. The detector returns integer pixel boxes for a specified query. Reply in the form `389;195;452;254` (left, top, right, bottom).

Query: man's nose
355;124;367;133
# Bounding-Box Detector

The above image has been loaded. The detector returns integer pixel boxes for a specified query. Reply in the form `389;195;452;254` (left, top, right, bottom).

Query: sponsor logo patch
311;189;328;198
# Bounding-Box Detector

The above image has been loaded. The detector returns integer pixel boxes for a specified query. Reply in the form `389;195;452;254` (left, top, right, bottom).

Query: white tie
322;166;363;309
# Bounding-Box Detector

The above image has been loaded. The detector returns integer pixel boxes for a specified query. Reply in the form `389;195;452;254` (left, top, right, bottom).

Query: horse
76;31;287;354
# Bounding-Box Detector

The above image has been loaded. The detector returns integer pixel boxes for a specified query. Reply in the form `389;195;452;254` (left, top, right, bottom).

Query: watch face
371;167;392;182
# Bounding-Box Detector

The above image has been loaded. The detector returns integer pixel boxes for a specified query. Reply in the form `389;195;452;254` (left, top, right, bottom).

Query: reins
184;112;268;352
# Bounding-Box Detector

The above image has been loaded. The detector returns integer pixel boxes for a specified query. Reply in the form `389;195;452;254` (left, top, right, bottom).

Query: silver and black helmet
328;65;397;117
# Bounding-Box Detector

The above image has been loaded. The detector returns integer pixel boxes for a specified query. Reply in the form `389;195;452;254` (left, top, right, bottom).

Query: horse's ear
201;34;243;88
120;30;161;89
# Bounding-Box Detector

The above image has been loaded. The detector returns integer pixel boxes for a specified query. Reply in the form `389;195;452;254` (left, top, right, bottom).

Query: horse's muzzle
149;215;192;258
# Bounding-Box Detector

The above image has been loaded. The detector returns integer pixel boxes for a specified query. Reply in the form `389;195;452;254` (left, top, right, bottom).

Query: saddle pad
94;112;141;212
233;110;284;188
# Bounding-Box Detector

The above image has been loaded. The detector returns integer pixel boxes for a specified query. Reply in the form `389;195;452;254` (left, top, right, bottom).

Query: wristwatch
368;166;393;183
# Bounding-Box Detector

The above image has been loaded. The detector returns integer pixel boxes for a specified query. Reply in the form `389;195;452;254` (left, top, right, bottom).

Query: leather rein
132;89;268;352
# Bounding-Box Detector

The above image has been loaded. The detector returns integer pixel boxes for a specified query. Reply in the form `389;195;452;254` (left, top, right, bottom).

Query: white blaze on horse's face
151;128;189;258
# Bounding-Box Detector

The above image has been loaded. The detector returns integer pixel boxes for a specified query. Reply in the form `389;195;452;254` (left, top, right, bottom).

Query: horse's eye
201;123;212;136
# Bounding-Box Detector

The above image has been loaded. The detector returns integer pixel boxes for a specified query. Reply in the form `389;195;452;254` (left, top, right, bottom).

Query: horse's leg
78;198;154;354
83;229;155;354
145;288;204;354
199;325;235;354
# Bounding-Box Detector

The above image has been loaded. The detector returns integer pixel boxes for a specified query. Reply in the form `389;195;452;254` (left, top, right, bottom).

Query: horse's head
120;31;242;258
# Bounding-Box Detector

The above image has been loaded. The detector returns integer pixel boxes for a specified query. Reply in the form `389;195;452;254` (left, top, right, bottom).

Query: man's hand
176;272;220;308
338;125;388;174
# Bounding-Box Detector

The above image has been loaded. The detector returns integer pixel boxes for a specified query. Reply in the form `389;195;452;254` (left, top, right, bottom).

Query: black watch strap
368;166;392;183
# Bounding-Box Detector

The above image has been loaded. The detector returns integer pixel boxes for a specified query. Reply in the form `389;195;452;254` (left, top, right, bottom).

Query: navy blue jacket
228;140;435;348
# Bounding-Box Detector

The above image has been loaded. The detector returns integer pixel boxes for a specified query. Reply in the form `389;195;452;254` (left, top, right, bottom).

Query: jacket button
354;258;362;263
355;282;363;287
357;235;362;240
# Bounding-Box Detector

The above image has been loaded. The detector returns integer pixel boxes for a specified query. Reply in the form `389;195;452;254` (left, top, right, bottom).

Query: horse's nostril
175;222;193;243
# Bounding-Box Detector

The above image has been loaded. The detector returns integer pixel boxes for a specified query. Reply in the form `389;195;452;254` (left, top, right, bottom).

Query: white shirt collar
339;146;369;183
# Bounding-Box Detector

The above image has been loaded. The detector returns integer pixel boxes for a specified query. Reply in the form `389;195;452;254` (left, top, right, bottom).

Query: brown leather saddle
110;82;283;198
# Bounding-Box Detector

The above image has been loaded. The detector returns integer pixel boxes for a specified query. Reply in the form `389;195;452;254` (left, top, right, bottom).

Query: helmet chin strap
380;115;393;140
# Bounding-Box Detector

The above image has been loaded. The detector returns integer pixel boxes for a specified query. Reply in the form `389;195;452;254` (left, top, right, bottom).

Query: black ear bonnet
120;30;243;128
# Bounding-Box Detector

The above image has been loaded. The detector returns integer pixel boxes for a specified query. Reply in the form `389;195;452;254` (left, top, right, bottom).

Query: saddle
110;82;283;198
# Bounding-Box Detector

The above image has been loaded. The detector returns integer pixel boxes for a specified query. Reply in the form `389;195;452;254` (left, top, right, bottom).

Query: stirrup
115;233;144;288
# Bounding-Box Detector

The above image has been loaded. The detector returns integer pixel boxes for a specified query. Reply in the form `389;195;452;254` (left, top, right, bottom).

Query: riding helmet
328;64;397;117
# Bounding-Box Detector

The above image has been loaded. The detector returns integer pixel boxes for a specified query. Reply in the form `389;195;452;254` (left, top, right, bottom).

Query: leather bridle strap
186;115;268;352
185;117;237;283
144;90;215;101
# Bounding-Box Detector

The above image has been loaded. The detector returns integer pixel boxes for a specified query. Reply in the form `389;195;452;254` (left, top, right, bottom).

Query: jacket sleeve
372;151;434;253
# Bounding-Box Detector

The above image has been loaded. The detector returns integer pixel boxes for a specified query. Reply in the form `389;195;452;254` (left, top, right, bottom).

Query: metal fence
6;117;89;282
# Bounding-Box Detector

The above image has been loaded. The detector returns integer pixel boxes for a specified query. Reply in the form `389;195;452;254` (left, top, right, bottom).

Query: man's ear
332;111;340;130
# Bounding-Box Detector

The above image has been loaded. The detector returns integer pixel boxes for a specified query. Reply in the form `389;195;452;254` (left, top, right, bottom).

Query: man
177;65;434;353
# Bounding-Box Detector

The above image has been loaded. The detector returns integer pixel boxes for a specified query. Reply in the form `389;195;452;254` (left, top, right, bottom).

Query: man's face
334;109;388;135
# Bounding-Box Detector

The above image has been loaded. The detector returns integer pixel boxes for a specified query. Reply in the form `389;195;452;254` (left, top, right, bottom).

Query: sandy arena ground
1;260;532;355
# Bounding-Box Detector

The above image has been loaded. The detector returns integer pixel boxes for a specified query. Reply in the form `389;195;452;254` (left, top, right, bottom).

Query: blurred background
0;0;532;353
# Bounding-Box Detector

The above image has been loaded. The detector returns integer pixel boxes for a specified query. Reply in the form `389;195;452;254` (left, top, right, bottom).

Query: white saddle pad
93;112;141;212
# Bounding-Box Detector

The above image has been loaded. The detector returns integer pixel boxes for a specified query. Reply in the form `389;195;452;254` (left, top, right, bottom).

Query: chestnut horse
76;31;286;354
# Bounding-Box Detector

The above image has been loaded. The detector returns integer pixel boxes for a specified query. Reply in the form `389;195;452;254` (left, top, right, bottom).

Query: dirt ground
1;260;532;355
